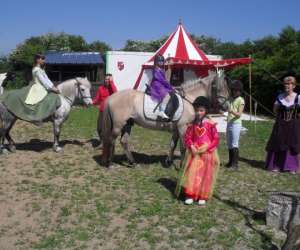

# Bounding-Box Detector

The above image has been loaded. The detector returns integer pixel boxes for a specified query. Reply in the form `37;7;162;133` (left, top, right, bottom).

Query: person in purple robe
266;76;300;174
149;54;174;119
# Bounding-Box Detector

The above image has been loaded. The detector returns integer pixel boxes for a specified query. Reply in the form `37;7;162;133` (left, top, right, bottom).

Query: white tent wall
136;68;153;91
106;51;154;91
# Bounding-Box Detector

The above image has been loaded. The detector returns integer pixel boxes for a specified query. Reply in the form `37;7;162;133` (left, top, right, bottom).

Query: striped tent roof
146;23;209;64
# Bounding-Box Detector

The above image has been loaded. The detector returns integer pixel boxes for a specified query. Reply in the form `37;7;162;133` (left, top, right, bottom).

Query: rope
226;75;276;117
242;90;275;117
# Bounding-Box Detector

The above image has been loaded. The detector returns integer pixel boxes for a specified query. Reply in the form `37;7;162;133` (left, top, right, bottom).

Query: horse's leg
165;130;179;167
102;137;117;168
6;132;16;153
177;127;187;170
0;111;16;154
5;118;17;153
52;117;64;153
0;135;6;154
120;121;136;166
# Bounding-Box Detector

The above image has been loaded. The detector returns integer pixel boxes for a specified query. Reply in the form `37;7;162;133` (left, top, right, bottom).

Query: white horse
0;73;7;95
0;77;93;154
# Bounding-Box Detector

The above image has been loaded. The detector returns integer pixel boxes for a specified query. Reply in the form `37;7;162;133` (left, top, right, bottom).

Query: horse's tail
101;100;113;141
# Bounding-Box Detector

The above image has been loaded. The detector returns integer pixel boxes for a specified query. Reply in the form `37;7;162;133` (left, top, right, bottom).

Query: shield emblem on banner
117;61;124;71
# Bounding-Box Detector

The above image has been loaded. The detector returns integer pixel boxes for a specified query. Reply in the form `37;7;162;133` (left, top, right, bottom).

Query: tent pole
249;55;252;121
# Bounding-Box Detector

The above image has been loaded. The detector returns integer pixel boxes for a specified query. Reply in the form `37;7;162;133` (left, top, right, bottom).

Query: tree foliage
5;33;111;87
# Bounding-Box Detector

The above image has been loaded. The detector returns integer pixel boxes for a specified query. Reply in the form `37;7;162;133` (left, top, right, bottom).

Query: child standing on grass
225;80;245;170
175;96;220;205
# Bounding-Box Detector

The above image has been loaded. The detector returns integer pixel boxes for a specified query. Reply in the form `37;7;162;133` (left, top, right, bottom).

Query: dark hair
105;73;112;77
192;96;210;110
154;54;165;66
229;80;243;91
34;54;45;65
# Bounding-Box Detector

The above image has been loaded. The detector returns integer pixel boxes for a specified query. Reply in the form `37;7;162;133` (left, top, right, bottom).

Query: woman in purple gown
149;54;174;119
266;76;300;174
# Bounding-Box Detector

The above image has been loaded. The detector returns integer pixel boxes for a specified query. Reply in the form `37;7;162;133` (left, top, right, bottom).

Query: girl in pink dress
176;97;220;205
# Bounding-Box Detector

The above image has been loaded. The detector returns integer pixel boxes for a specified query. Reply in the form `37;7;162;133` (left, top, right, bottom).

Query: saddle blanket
0;85;60;122
143;93;184;121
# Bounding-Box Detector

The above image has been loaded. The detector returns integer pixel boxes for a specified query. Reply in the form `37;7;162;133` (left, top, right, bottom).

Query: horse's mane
181;72;216;92
58;77;91;88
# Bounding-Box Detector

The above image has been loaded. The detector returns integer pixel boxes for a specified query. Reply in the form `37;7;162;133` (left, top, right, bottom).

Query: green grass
0;106;298;249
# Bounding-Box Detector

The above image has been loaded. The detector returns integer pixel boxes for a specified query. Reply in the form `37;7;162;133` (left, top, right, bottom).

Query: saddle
143;88;183;122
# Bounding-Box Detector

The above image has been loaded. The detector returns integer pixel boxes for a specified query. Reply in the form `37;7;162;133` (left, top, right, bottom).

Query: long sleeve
153;69;173;90
184;125;194;149
207;124;219;152
93;87;102;105
35;70;54;90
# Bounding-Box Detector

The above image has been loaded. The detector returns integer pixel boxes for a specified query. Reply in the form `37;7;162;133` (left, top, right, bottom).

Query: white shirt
275;93;300;107
33;66;54;90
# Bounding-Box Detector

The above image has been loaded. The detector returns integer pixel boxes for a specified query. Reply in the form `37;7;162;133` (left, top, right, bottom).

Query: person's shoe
271;169;279;173
290;171;297;175
184;198;194;205
198;200;206;205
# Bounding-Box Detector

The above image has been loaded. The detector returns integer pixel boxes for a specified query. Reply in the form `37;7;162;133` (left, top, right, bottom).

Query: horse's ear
74;77;80;86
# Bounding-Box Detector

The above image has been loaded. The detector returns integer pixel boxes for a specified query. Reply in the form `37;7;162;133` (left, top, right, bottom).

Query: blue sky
1;0;300;56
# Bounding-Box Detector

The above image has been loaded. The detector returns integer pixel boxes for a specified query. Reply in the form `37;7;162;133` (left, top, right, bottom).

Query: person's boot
232;148;239;169
225;149;233;168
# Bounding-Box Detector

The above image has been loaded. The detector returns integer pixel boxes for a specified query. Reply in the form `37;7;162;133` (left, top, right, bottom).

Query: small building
45;51;105;97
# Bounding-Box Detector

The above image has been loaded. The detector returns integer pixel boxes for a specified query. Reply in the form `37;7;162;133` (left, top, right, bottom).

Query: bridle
62;78;92;106
175;75;229;108
75;78;92;101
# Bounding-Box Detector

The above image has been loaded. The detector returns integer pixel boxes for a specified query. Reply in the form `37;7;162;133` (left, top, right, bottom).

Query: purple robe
149;67;173;102
265;93;300;173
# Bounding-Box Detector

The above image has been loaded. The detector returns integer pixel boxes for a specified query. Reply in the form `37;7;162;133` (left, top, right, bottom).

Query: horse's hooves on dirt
164;158;173;168
53;146;63;153
0;148;9;155
8;145;16;153
128;162;137;168
108;164;121;170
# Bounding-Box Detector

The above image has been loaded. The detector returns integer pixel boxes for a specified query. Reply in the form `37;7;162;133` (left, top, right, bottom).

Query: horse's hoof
53;146;63;153
1;148;9;155
165;158;173;168
8;145;16;153
128;161;137;168
108;164;121;170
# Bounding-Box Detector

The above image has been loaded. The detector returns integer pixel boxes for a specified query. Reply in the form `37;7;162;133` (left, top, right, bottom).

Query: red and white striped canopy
147;23;209;64
134;23;252;89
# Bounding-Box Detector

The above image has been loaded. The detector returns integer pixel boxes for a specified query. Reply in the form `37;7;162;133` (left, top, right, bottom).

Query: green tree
88;41;112;54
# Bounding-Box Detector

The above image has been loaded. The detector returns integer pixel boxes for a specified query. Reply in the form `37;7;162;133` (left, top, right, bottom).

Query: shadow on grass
157;177;186;201
239;156;266;170
93;152;179;168
15;139;84;152
214;195;278;250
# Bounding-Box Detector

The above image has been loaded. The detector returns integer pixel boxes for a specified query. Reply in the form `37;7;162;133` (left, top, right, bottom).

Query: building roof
45;52;104;65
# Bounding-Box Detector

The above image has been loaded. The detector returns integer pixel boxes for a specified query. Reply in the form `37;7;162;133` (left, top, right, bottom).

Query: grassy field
0;106;299;250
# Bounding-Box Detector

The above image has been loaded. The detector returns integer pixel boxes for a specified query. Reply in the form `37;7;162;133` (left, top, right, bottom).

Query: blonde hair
283;76;297;85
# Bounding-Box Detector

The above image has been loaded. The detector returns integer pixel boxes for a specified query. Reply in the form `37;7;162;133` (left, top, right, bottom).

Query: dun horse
0;77;92;154
101;72;229;168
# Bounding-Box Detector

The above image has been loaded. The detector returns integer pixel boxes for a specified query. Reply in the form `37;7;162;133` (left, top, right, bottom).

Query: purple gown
266;94;300;172
149;67;173;102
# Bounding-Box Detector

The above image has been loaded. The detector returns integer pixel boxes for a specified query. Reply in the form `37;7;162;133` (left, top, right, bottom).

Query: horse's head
211;71;230;112
75;77;93;106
